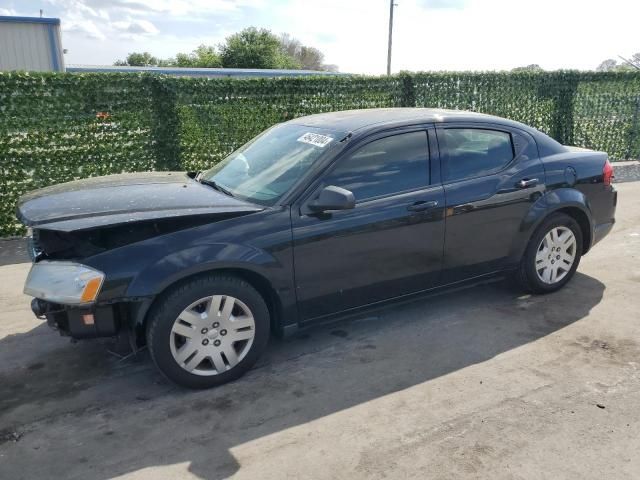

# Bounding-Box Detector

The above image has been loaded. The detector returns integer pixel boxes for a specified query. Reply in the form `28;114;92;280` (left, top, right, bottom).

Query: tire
146;274;270;389
517;212;583;294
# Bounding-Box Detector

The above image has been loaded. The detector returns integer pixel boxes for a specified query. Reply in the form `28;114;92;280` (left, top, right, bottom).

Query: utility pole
387;0;396;76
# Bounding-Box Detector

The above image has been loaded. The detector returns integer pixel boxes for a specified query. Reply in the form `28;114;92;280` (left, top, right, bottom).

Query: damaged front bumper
25;260;151;341
31;298;121;339
24;259;117;339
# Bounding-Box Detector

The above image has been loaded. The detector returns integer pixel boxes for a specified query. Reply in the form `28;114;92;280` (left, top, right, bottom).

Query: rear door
437;123;545;283
292;127;446;322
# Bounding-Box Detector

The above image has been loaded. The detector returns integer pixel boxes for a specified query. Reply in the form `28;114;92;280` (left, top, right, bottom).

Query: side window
322;131;429;203
442;128;514;182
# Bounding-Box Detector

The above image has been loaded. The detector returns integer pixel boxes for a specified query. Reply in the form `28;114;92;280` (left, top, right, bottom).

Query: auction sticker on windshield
297;132;333;148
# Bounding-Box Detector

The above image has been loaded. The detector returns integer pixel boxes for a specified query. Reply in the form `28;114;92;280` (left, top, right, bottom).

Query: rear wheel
517;213;583;294
146;274;270;389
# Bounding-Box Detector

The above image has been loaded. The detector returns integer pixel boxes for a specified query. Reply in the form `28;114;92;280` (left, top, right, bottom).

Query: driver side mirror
307;185;355;213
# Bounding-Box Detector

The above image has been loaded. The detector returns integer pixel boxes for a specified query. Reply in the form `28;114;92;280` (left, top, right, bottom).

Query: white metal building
0;16;65;72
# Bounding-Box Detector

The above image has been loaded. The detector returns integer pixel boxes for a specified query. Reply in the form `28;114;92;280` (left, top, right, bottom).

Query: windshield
201;124;345;206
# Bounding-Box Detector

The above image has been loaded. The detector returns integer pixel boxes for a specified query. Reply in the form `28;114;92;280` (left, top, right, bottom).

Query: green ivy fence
1;70;639;236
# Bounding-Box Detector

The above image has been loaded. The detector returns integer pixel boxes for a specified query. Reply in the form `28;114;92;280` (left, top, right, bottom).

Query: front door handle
407;200;439;212
517;178;539;189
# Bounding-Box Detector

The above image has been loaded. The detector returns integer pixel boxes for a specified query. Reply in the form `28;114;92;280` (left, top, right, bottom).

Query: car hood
17;171;263;232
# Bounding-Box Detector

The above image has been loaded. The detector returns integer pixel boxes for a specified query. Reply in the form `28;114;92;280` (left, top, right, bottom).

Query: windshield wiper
199;178;235;197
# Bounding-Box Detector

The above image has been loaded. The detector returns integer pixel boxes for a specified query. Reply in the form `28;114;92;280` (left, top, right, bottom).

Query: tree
279;33;302;60
114;51;159;67
220;27;297;69
279;33;337;71
113;28;337;71
597;59;618;72
173;45;222;68
299;46;325;70
511;64;543;72
596;54;640;71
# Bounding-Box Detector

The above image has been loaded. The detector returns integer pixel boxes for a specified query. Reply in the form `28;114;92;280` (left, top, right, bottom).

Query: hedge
1;70;639;236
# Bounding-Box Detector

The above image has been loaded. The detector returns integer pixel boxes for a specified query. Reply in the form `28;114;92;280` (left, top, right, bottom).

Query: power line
618;55;640;70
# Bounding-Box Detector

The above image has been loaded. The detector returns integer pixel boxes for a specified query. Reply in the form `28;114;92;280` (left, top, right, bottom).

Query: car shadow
0;273;605;479
0;238;29;267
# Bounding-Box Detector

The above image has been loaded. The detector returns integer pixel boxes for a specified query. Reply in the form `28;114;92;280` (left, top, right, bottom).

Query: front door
292;128;446;322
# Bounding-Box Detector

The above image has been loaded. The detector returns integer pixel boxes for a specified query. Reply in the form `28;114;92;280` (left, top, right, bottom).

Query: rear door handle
407;200;439;212
517;178;539;189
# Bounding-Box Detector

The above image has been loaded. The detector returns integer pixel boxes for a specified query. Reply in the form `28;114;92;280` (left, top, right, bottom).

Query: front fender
508;188;594;263
83;208;296;328
125;242;283;297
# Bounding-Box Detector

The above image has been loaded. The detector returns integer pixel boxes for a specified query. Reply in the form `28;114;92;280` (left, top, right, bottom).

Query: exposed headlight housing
24;261;105;305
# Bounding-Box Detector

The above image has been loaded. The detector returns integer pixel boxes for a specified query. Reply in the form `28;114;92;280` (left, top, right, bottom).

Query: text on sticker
297;132;333;148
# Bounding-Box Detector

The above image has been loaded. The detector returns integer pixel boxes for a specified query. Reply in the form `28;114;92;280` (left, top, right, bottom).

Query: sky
1;0;638;74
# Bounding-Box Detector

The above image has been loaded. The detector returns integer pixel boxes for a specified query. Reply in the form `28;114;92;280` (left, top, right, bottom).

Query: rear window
442;128;514;182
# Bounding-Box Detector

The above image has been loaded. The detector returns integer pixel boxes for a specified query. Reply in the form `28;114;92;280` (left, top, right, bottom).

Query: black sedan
18;108;617;388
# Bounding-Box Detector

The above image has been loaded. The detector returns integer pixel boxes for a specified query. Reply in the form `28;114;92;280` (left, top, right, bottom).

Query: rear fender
508;188;594;263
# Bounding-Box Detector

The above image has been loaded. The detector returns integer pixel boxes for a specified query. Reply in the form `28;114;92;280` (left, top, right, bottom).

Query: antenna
40;9;43;18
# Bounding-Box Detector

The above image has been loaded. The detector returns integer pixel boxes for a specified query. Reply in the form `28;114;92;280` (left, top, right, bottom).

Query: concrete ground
1;182;639;480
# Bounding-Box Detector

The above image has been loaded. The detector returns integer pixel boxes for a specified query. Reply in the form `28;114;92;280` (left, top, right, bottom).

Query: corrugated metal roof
0;16;60;25
67;65;349;78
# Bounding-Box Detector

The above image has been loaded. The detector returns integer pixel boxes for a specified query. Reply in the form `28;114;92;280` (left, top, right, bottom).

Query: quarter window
322;132;429;202
442;128;514;182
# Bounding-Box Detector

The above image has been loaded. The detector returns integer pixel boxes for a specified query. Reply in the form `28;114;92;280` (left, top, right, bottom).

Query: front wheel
517;213;583;294
146;274;270;389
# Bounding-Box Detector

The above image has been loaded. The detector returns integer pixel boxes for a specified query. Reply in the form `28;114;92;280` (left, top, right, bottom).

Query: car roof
287;107;541;136
287;108;566;155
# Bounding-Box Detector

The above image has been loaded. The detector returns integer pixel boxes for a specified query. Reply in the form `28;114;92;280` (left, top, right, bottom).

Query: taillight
603;159;614;186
